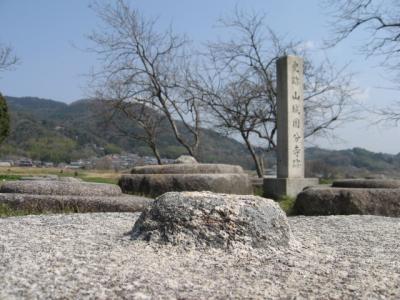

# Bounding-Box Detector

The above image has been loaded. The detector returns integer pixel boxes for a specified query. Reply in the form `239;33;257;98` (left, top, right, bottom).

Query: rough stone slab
0;193;152;213
132;191;293;251
0;213;399;299
333;179;400;189
294;187;400;216
119;173;253;197
131;163;245;174
264;177;319;198
0;180;122;196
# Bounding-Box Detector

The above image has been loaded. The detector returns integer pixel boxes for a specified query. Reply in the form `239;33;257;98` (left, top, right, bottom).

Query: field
0;167;123;184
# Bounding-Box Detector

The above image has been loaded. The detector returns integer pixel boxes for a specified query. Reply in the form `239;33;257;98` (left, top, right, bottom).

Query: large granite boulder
294;186;400;217
120;163;253;197
131;191;294;251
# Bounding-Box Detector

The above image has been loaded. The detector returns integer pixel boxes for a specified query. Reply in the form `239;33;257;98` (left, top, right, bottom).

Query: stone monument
264;55;318;198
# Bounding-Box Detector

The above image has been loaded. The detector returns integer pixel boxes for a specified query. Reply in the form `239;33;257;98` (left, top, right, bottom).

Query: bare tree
88;0;201;159
325;0;400;62
325;0;400;122
101;102;165;164
91;76;165;164
0;45;18;73
192;11;356;177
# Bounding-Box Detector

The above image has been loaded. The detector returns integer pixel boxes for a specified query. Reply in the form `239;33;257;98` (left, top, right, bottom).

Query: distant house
66;161;85;169
0;161;12;167
16;159;33;167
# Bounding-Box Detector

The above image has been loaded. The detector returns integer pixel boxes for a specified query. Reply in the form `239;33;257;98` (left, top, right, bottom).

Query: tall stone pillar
276;56;305;178
264;56;318;198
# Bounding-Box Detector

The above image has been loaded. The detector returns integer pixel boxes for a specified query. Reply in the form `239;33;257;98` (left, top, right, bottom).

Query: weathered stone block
131;191;294;251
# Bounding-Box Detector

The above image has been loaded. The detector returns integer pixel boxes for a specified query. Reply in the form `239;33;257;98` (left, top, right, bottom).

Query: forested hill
3;96;255;167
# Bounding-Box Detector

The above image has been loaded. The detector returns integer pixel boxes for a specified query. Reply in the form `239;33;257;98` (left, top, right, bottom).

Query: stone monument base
263;177;318;198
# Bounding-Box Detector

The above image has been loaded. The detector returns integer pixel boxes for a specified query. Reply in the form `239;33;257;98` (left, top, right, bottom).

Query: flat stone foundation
0;180;122;196
0;193;152;213
294;187;400;217
119;173;253;197
131;164;245;175
263;177;319;198
332;179;400;189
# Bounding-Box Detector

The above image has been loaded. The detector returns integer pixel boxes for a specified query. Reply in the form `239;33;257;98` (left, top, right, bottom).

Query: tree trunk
242;133;264;178
149;143;163;165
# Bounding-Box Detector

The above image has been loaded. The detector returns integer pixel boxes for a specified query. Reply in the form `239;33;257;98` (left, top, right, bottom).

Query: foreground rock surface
0;193;152;213
120;173;253;197
132;192;292;251
0;180;122;196
0;213;399;299
294;186;400;216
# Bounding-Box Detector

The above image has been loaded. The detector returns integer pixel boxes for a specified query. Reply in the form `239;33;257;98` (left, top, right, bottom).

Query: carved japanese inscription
276;56;304;178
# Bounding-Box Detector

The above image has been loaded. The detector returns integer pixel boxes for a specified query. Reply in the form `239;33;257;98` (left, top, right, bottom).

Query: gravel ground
0;213;399;299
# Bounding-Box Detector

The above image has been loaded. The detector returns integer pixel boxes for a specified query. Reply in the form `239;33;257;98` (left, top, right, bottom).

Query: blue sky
1;0;400;153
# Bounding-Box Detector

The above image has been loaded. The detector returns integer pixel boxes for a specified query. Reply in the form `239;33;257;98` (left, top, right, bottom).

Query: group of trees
89;0;356;177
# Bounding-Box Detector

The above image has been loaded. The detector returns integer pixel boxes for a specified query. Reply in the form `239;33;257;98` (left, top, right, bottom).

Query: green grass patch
0;203;84;218
277;195;296;216
253;185;264;197
0;174;22;181
79;176;118;185
319;178;334;185
0;203;38;218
